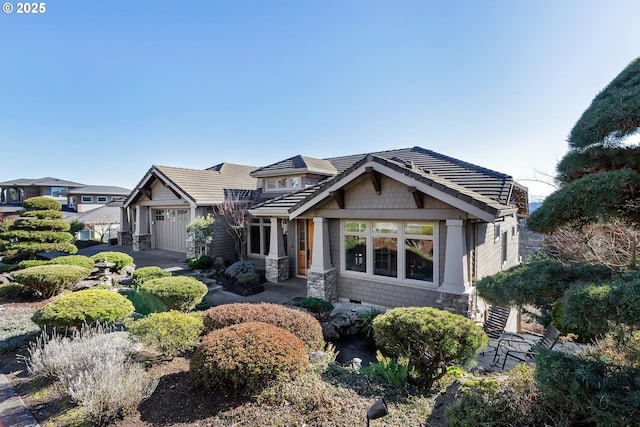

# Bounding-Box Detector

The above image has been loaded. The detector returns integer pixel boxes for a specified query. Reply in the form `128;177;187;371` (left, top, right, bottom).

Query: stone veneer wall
265;256;289;282
307;269;338;302
118;230;133;246
133;234;151;251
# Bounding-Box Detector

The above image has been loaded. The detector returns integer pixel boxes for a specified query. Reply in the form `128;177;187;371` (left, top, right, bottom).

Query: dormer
250;155;338;193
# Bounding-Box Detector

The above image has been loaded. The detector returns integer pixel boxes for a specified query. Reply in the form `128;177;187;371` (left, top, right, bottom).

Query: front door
297;219;314;275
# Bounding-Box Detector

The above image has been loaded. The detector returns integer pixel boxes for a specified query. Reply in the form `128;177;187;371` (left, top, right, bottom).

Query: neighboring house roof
0;177;85;187
250;147;526;221
67;185;131;196
69;205;120;224
250;155;337;177
125;163;257;207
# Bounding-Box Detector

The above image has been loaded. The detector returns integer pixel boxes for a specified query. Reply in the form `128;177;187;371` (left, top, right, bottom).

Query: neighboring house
120;163;257;256
66;185;131;213
0;177;85;210
66;202;123;242
121;147;528;318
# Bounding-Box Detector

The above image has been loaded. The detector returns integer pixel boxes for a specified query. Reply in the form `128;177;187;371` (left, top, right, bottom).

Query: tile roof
0;177;85;187
67;185;131;195
250;155;337;177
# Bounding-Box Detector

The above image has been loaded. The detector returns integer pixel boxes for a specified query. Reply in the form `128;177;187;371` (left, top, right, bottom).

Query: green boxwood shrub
188;255;214;270
23;196;62;211
127;310;203;356
51;255;95;270
32;288;135;329
90;251;134;271
138;276;208;312
190;322;309;394
13;264;91;298
131;266;171;287
373;307;488;389
202;302;324;352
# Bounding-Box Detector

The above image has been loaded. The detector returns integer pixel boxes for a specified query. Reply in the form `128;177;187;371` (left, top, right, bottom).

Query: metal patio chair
493;324;561;370
480;305;511;356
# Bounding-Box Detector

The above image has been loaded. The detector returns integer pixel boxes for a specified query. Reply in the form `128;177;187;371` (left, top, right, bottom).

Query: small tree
217;192;251;261
0;196;77;261
187;214;216;257
85;215;120;242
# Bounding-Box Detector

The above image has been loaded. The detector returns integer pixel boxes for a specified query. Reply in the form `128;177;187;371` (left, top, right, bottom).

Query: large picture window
249;217;271;256
342;220;437;285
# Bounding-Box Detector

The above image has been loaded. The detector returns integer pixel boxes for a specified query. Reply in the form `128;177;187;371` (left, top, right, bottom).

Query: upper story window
81;196;93;203
50;187;68;198
264;176;302;192
97;196;108;203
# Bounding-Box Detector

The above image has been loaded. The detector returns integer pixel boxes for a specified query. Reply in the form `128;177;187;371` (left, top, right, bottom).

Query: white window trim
96;196;108;203
340;219;439;288
81;196;93;203
263;176;302;192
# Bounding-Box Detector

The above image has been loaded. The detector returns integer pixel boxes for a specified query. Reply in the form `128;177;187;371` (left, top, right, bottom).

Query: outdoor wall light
366;398;388;426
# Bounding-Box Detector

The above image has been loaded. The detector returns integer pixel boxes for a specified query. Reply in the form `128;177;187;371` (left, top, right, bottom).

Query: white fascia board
248;207;290;217
290;161;507;223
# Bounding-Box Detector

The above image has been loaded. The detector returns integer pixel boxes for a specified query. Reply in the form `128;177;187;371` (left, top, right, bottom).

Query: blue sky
1;1;639;201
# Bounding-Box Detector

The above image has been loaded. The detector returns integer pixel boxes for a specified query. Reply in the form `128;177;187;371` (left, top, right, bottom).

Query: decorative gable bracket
408;186;424;209
365;167;382;195
329;189;345;209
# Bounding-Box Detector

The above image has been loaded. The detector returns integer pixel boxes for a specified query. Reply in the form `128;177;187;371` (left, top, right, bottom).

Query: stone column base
306;268;338;302
436;287;475;318
265;256;289;282
118;230;133;246
133;234;151;251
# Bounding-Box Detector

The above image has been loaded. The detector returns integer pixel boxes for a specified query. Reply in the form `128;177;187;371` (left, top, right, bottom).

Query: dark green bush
32;288;135;329
90;251;134;271
291;297;334;315
21;210;64;219
131;266;171;287
188;255;213;270
13;264;91;298
0;282;34;301
535;347;640;425
203;302;324;352
445;365;558;426
190;322;309;394
138;276;208;312
23;196;62;211
373;307;488;389
127;310;203;356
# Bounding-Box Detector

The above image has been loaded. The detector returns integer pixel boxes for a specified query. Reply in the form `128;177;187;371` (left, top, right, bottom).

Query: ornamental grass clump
373;306;488;390
138;275;208;312
202;302;324;352
23;323;157;426
13;264;91;298
191;322;309;394
127;310;204;357
32;288;135;330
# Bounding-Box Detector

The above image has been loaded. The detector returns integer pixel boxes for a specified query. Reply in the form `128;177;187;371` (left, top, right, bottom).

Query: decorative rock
321;322;340;340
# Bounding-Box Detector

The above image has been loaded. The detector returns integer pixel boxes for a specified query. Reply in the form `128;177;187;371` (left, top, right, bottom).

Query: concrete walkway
0;371;40;427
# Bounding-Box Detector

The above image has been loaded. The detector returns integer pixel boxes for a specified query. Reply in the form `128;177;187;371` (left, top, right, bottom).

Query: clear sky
2;1;639;201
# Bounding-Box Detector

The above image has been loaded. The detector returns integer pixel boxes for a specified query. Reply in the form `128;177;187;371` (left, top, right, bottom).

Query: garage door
152;208;189;252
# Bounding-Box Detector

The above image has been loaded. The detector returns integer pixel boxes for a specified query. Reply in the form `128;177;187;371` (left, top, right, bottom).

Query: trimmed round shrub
21;209;64;219
51;255;95;270
138;276;208;312
13;264;91;298
23;196;62;211
373;306;488;389
131;266;171;287
127;310;203;356
202;302;324;352
188;255;214;270
225;260;256;277
90;251;134;271
190;322;309;394
32;289;135;329
18;259;50;269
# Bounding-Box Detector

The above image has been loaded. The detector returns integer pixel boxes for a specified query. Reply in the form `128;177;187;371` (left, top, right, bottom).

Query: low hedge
202;302;324;352
131;266;171;287
190;322;309;394
13;264;91;298
90;251;134;271
32;288;135;329
138;276;208;312
127;310;204;356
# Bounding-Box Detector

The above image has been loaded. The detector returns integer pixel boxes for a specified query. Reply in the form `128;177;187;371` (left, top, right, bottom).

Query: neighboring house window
264;176;302;192
249;217;271;256
50;187;68;198
342;220;437;285
82;196;93;203
111;196;119;201
97;196;108;203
